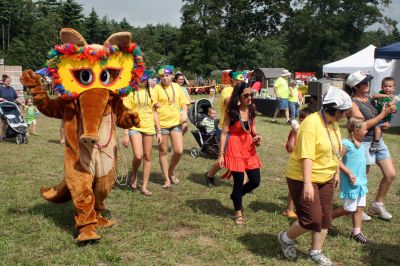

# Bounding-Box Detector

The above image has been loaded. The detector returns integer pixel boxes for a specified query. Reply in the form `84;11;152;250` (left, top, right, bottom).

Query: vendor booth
322;45;376;74
250;68;284;116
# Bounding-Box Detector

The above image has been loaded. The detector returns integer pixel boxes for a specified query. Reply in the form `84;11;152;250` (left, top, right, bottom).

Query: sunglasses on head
241;92;254;98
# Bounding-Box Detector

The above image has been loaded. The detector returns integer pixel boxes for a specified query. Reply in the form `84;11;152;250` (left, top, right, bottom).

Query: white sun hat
281;69;291;76
323;86;352;110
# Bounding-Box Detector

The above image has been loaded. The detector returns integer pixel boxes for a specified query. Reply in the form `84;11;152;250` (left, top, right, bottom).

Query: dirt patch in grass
169;225;196;239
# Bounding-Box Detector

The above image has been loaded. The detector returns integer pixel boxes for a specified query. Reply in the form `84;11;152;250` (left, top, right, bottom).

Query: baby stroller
188;98;219;159
0;101;28;144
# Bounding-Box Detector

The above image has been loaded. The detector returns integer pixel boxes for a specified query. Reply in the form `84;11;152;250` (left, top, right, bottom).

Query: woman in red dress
218;82;263;225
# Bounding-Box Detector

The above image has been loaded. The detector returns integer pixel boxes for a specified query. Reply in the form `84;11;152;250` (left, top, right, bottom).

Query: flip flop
169;176;180;185
162;181;171;189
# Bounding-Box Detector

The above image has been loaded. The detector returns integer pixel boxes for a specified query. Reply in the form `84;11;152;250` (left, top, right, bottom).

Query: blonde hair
347;117;364;134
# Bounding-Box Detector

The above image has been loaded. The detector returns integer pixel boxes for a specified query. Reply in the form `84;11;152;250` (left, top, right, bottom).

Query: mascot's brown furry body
20;28;143;242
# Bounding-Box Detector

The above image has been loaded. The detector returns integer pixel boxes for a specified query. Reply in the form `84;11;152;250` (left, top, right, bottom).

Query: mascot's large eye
100;68;121;86
72;69;94;86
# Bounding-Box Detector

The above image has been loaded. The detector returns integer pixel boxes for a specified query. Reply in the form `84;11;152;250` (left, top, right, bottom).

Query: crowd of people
1;67;398;265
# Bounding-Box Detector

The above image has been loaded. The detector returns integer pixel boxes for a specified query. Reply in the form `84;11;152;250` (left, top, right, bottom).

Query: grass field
0;94;399;265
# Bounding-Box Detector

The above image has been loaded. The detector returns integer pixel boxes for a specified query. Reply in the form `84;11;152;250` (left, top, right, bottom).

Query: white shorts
343;195;366;212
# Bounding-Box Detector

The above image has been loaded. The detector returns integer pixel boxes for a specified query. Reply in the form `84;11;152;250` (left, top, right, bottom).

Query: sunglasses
241;92;254;98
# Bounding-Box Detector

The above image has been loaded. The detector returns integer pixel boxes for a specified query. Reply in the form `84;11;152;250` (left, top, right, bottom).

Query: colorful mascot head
46;28;145;99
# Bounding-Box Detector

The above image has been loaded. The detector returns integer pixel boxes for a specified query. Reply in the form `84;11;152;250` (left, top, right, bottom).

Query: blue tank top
339;139;368;199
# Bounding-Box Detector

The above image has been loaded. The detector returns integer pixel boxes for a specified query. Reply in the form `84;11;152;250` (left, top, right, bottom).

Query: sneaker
352;232;372;244
277;231;297;260
204;172;214;187
368;203;392;220
309;251;333;266
272;119;277;123
282;209;298;220
369;141;379;152
362;211;372;222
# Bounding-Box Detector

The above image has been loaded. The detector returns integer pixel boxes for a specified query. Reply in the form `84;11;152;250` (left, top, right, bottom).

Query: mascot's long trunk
40;88;110;203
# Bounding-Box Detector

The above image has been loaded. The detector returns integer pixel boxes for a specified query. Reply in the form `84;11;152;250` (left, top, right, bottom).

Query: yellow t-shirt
288;86;298;103
153;82;189;128
274;77;290;99
218;85;233;128
285;112;342;183
123;88;156;135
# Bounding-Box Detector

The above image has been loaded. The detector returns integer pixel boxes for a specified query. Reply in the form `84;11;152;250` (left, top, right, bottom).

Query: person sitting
199;107;217;134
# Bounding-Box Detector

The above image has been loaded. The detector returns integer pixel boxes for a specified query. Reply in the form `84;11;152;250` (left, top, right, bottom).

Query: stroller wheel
190;147;199;158
16;134;23;144
23;135;28;144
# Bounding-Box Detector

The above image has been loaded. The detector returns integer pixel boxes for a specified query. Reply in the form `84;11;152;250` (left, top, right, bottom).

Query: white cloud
76;0;183;27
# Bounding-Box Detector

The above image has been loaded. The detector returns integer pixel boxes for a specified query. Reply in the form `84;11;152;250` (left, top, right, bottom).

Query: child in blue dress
332;117;371;244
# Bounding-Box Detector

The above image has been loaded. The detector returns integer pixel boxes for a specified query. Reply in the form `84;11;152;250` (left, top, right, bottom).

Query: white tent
322;45;376;74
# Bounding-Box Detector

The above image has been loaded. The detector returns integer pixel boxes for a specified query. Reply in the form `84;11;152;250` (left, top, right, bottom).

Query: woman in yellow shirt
278;87;352;265
153;65;189;188
122;70;162;196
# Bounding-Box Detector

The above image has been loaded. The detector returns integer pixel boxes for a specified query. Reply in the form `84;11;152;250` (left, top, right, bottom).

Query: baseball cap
345;70;373;88
323;86;352;110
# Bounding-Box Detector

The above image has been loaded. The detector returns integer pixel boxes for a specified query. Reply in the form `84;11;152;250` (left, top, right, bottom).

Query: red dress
224;120;262;172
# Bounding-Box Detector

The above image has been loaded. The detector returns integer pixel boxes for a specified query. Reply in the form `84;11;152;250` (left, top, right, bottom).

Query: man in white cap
272;69;291;123
278;86;351;266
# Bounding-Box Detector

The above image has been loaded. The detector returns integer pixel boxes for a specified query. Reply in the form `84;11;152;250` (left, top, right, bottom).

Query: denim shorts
278;98;289;110
128;129;155;136
161;125;182;135
361;138;391;165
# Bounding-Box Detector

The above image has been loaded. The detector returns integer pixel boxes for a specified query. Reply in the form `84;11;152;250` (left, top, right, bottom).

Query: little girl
25;98;39;135
122;71;162;196
332;117;370;244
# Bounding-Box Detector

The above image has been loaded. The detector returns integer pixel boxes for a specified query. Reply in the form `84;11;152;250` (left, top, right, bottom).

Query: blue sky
76;0;400;29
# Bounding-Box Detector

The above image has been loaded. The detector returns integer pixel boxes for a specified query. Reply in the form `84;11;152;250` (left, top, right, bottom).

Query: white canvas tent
322;45;376;74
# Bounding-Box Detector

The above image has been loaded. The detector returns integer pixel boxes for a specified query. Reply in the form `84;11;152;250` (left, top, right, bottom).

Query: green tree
59;0;84;30
84;8;101;43
284;0;392;72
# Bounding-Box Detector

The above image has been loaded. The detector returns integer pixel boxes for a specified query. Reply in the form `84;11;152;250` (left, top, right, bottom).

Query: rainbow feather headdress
45;29;145;99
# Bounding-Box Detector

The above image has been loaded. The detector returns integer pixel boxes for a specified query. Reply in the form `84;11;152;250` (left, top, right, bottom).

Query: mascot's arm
112;96;140;129
20;70;64;119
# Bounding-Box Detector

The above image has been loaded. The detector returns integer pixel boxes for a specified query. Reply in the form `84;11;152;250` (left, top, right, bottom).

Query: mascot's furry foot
76;230;101;243
97;214;115;228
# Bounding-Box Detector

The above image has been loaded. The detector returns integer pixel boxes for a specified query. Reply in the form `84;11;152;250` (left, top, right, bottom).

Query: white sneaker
309;251;333;266
278;231;297;260
362;211;372;222
368;203;392;220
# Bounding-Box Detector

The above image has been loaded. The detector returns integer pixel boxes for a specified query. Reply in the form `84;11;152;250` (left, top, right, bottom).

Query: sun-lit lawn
0;94;399;265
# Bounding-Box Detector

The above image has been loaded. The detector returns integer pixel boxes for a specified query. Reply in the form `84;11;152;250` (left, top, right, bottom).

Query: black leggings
230;168;261;211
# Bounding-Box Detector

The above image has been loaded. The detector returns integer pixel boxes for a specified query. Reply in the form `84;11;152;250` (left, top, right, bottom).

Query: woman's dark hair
299;107;313;119
173;73;186;86
322;102;346;116
227;81;256;125
144;80;152;102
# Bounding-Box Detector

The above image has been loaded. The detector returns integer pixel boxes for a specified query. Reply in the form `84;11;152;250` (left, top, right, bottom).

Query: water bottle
209;87;215;103
394;94;400;104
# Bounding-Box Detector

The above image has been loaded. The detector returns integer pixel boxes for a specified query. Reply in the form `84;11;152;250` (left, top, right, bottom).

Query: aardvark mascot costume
20;28;144;242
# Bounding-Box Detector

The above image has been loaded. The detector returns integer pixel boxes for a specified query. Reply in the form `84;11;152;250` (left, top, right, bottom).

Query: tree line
1;0;399;77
